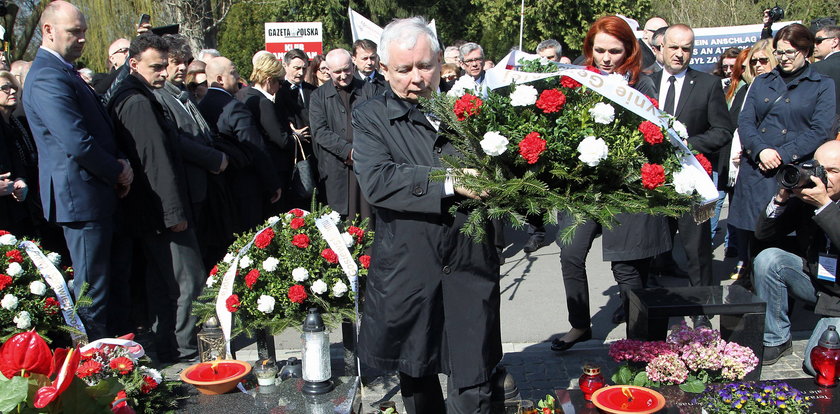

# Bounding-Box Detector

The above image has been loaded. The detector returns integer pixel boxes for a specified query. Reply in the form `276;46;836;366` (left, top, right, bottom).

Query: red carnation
535;89;566;113
292;234;310;248
695;153;713;176
77;359;103;378
646;95;659;108
0;230;8;236
43;297;60;314
641;163;666;190
288;285;307;303
518;132;547;164
359;255;371;269
209;265;219;277
140;376;158;394
109;356;134;375
254;228;275;249
289;208;305;217
560;76;582;89
348;226;365;243
585;66;601;74
5;250;23;264
290;217;305;229
639;121;664;145
321;248;338;264
225;294;240;312
245;269;260;289
0;274;11;291
453;93;483;121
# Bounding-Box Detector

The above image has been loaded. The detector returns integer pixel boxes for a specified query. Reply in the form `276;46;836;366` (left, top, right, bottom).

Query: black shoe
692;315;712;329
523;234;546;253
496;247;505;265
762;339;792;366
611;307;626;324
550;328;592;352
724;247;738;258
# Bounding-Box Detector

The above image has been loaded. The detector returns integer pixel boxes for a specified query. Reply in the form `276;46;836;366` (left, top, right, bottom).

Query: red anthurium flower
111;390;135;414
0;331;53;379
34;347;81;408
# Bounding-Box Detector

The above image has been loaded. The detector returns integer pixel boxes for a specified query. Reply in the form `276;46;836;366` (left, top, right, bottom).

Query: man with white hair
353;17;502;414
196;48;220;63
536;38;563;62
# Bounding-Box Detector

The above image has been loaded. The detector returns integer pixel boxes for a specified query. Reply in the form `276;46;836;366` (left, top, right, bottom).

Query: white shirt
657;69;688;113
39;46;74;69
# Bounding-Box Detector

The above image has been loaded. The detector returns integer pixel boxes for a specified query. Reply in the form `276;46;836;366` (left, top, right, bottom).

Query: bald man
754;140;840;365
24;0;133;340
641;17;668;68
197;56;282;234
309;48;378;221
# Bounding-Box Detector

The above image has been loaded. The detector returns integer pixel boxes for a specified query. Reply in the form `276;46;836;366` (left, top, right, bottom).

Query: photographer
761;7;785;40
728;23;836;274
753;140;840;366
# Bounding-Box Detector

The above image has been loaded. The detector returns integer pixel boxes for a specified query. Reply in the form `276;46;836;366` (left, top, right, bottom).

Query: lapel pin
690;80;695;85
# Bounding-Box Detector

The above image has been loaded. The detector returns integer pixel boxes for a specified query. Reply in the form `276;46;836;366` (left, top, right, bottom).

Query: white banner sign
348;8;437;44
265;22;323;60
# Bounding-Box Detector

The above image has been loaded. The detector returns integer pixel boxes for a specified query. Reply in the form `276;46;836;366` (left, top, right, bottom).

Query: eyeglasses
110;47;129;56
442;74;458;81
749;57;770;65
772;49;799;60
815;36;836;45
0;84;18;93
187;80;207;89
461;58;484;64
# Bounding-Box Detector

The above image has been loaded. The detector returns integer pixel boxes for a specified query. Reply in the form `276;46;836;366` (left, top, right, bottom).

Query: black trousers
674;212;713;287
559;220;651;329
399;372;492;414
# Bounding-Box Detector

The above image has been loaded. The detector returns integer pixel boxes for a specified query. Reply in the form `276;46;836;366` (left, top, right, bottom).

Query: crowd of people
1;1;839;412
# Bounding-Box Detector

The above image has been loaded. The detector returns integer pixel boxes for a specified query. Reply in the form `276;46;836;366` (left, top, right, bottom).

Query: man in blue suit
23;1;133;340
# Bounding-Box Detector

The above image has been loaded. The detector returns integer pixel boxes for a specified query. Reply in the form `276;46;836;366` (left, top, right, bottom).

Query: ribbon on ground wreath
19;241;88;345
485;50;720;215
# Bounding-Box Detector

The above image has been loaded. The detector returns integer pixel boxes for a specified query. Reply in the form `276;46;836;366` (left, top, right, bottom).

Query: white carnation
262;257;280;272
446;75;476;98
223;253;235;264
326;211;341;225
577;136;610;167
480;131;509;156
539;57;551;66
67;278;74;292
13;311;31;329
332;281;348;297
30;281;47;296
205;276;216;288
341;232;354;248
267;216;280;226
672;166;699;195
6;262;22;277
257;295;276;313
238;255;252;268
311;279;328;295
292;267;309;282
47;252;62;266
606;73;629;85
0;234;17;246
508;84;538;107
672;120;688;139
2;294;18;310
588;102;615;124
141;367;163;384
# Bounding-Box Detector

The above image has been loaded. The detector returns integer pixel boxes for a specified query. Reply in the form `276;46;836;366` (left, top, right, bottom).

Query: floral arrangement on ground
609;321;759;393
424;59;710;241
0;331;180;413
694;381;811;413
194;205;373;338
0;230;72;343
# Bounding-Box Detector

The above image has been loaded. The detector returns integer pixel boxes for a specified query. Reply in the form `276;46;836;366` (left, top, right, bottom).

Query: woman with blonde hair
743;38;778;82
240;53;294;213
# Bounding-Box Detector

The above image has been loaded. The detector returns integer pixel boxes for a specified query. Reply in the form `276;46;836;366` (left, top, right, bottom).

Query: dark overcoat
352;90;502;389
729;65;836;231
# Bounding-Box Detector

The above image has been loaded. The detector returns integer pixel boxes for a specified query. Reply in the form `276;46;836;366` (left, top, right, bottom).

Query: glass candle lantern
197;317;226;362
811;325;840;387
254;357;278;386
579;363;605;401
301;308;334;395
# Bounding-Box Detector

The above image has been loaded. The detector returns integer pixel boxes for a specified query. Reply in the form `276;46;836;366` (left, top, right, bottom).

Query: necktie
178;90;214;142
664;75;676;115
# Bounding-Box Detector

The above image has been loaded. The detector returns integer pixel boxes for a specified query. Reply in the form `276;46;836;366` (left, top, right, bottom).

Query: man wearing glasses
640;17;668;69
93;38;129;94
812;25;840;117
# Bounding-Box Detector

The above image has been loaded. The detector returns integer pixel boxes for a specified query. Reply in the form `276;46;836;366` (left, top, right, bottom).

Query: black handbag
290;134;316;198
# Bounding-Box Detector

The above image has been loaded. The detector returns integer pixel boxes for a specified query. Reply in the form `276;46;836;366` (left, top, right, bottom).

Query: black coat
353;70;388;91
276;79;316;129
0;122;30;232
309;78;378;215
197;88;281;199
240;87;294;179
352;90;502;389
812;52;840;116
756;199;840;316
108;75;189;234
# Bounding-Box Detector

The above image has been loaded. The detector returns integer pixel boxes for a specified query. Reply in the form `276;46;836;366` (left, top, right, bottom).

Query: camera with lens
776;159;827;189
768;5;785;23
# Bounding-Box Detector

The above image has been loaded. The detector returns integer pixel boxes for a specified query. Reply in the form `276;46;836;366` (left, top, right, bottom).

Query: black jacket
108;75;189;234
352;89;502;389
240;87;294;177
353;70;388;91
276;79;316;129
812;52;840;116
756;199;840;316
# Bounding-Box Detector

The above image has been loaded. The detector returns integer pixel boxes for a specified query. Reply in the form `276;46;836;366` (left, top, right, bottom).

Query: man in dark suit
351;39;387;89
309;48;375;221
277;49;316;137
812;25;840;117
640;17;668;70
198;56;282;233
23;1;133;340
753;140;840;365
646;24;734;296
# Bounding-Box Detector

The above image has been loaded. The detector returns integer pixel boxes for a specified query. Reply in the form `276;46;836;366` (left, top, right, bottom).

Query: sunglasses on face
110;47;129;57
750;57;770;65
815;36;837;45
0;84;18;93
188;80;207;88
